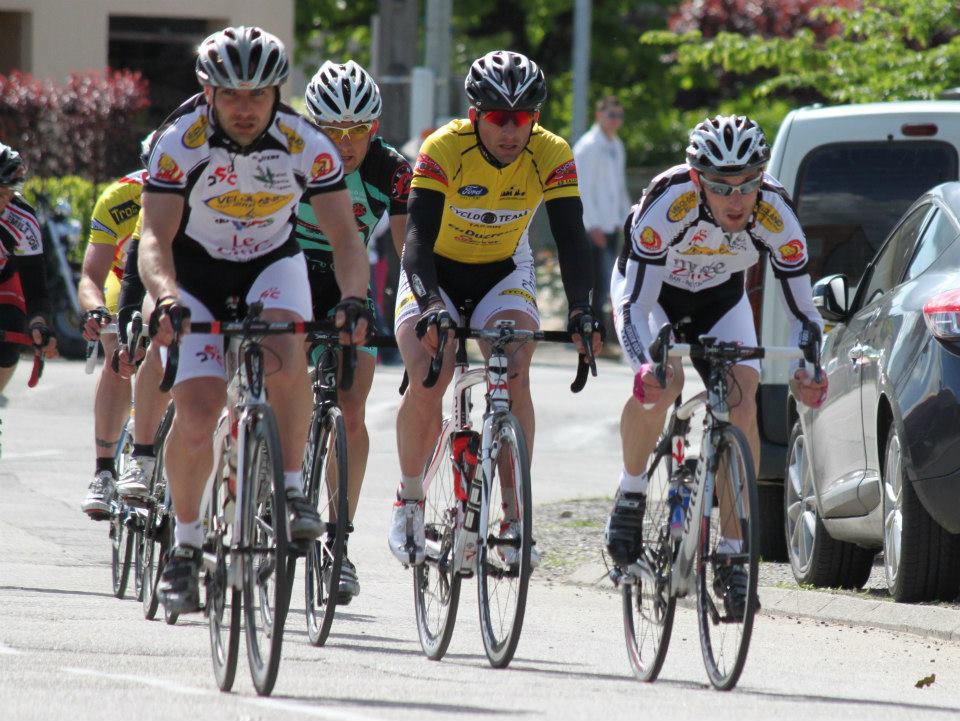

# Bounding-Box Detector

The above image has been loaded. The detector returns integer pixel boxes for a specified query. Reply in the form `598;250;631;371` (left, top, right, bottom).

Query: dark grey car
785;182;960;602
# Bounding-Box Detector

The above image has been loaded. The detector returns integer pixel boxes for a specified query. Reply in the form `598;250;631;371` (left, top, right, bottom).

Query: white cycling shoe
388;500;425;566
117;455;155;500
496;521;540;569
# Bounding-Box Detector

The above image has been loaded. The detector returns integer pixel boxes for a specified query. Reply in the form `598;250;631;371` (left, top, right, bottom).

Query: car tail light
923;289;960;339
902;123;938;137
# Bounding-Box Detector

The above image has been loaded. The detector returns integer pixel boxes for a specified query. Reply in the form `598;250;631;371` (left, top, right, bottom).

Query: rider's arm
389;215;406;258
15;253;51;324
543;195;594;313
78;243;114;312
138;191;184;302
306;189;369;300
400;186;445;311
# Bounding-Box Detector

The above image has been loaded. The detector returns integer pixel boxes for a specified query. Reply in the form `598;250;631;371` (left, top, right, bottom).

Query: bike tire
242;406;290;697
206;457;241;692
304;404;349;647
622;447;677;682
110;504;134;599
696;424;759;691
142;405;174;621
414;431;463;660
477;413;531;669
162;511;180;626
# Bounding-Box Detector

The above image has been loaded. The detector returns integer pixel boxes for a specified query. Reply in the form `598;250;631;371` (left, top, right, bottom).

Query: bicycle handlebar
0;330;44;387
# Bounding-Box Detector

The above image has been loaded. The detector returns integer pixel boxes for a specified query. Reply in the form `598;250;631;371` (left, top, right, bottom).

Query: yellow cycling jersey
88;170;147;281
411;118;580;264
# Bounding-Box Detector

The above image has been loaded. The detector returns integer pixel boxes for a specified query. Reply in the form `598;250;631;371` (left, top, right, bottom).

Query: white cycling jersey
145;93;345;262
613;164;821;371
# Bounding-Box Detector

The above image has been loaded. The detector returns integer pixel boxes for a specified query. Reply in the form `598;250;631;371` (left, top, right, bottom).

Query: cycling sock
133;443;155;458
283;470;302;492
174;519;204;549
96;457;116;476
618;468;648;494
398;473;424;501
716;537;743;554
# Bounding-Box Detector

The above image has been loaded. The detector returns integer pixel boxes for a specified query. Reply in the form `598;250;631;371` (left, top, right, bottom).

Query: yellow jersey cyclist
77;138;154;519
605;115;828;615
297;59;411;600
139;26;370;614
388;50;602;566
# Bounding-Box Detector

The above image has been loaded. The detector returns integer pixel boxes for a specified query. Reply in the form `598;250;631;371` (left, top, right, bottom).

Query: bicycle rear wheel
206;463;240;692
477;414;531;668
697;425;759;691
242;406;290;697
622;448;677;682
414;430;463;660
304;403;348;646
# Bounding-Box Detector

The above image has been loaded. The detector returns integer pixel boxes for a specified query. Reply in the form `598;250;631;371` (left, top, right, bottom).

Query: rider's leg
716;363;760;544
94;332;131;464
337;350;375;520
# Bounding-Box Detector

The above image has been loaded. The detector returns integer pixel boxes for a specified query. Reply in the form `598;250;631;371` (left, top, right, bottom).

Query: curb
565;561;960;643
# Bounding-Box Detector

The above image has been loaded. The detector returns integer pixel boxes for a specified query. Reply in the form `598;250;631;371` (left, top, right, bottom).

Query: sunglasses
318;122;375;142
605;110;624;120
480;110;537;127
699;174;763;197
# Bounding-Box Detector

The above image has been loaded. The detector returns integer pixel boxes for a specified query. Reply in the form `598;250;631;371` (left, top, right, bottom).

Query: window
858;204;934;307
904;205;960;281
0;12;31;74
793;141;957;287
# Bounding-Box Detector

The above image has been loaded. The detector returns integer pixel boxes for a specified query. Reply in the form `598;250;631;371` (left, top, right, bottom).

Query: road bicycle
410;310;593;668
139;401;177;624
613;322;821;690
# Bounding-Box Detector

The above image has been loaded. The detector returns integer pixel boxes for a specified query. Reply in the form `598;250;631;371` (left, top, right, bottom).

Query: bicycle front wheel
477;414;531;668
206;463;240;692
413;430;463;660
110;504;134;599
142;404;174;620
304;403;348;647
622;448;677;682
697;424;759;691
242;406;290;697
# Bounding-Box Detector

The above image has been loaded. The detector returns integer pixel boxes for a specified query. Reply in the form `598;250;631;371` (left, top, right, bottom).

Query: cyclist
138;26;370;614
0;142;56;398
388;50;601;566
298;60;411;601
605;115;828;614
77;140;152;519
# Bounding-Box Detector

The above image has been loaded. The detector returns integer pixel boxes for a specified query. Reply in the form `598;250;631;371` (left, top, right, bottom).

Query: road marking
63;667;389;721
0;641;21;655
1;449;62;460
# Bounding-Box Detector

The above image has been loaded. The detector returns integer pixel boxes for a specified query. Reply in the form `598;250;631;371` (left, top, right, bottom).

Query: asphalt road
2;352;960;719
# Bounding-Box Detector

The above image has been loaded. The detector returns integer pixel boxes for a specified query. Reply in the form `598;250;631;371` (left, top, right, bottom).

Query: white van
755;100;960;559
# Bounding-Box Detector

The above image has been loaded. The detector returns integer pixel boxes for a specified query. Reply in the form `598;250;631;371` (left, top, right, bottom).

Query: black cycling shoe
286;487;324;542
157;544;202;614
604;490;647;567
712;561;752;619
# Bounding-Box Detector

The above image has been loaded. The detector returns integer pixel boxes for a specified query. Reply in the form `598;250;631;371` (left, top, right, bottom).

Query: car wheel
882;425;960;602
785;421;874;589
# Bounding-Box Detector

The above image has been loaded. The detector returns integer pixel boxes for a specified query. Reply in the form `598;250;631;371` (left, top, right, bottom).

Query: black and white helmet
465;50;547;111
0;142;24;189
195;26;289;89
305;61;382;124
686;115;770;176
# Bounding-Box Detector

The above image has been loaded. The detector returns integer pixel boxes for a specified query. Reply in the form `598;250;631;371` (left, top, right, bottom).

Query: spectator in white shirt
573;96;631;341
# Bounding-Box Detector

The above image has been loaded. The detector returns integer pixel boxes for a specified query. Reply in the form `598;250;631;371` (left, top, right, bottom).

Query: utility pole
571;0;591;143
371;0;419;149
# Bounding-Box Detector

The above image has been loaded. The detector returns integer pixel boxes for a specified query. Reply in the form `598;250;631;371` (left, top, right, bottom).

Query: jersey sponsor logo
91;218;117;238
155;153;184;183
392;164;412;200
639;226;662;252
311;153;336;181
667;191;697;222
214;217;275;230
755;200;784;233
259;287;281;301
499;287;536;305
182;114;209;149
206;165;237;187
458;184;488;197
449;206;530;226
411;273;427;299
778;239;805;265
414;153;448;186
196;344;223;365
254;164;287;189
671;257;726;284
397;291;417;312
277;120;304;154
107;199;140;225
205;191;294;220
500;186;525;199
545;159;577;187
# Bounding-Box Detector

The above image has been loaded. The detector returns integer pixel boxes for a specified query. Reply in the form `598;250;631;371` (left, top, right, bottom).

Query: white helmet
305;61;382;124
195;26;289;89
686;115;770;176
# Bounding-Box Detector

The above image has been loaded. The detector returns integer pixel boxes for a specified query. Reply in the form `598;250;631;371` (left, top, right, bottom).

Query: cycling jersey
0;195;48;319
88;171;146;280
145;93;346;263
613;164;820;370
410;118;579;265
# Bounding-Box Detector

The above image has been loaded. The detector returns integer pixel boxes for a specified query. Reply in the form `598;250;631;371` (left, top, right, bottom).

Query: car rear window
792;141;957;285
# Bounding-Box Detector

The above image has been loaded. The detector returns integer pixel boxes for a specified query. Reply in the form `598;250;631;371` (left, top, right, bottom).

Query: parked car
755;100;960;559
784;182;960;602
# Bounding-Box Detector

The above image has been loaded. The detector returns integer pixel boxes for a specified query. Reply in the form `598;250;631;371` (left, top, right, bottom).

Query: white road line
1;449;62;460
0;641;21;655
62;667;389;721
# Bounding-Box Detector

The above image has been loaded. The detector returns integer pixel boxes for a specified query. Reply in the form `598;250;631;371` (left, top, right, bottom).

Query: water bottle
668;480;691;539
